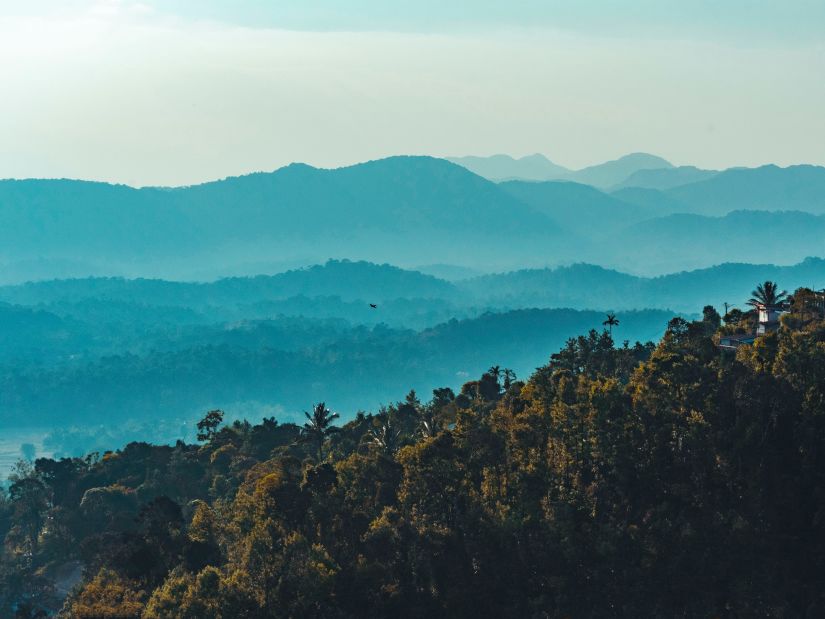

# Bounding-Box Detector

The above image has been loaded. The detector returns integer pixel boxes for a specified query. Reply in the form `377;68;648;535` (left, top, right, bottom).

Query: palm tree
367;419;402;455
747;281;788;308
302;402;339;460
502;368;517;391
603;313;620;336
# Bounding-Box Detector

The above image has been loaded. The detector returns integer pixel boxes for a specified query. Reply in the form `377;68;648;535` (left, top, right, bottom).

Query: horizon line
0;155;819;190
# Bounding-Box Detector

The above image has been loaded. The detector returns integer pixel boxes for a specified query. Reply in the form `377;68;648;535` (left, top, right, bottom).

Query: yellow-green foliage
68;569;146;619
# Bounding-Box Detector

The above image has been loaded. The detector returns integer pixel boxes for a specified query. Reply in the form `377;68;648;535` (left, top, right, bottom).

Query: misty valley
1;92;825;619
5;0;825;614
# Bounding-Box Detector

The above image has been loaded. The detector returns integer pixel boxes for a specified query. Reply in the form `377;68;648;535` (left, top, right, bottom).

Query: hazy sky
1;0;823;186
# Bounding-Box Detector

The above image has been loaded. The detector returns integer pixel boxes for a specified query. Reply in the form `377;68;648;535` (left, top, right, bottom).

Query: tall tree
301;402;340;460
602;313;620;336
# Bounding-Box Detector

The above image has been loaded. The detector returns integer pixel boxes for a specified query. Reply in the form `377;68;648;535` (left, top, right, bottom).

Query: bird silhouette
369;303;377;309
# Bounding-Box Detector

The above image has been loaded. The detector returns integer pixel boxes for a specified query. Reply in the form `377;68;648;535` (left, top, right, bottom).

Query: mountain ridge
3;256;823;316
448;152;674;187
0;156;565;282
3;156;825;281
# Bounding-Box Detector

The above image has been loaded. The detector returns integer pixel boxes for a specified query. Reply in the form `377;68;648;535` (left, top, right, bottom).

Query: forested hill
2;257;823;316
0;307;673;431
460;257;825;311
4;292;825;616
0;260;459;308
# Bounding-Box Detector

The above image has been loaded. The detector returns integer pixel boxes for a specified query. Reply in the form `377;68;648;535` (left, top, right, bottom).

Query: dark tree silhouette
503;368;517;390
196;409;224;442
603;313;620;336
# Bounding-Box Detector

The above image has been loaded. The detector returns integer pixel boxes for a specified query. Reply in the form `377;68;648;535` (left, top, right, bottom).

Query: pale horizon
1;1;824;186
0;153;820;190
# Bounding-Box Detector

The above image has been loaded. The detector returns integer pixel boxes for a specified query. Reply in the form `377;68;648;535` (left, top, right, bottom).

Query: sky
0;0;823;186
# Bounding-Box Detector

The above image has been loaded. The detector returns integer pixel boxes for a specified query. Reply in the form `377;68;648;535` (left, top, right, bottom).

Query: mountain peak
614;152;674;167
566;153;674;189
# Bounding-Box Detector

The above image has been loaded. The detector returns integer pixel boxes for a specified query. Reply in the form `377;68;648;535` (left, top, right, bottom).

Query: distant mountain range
0;260;459;309
2;156;825;280
0;157;568;281
567;153;674;188
449;155;825;217
613;165;719;190
611;210;825;272
499;179;667;237
666;164;825;214
460;257;825;313
3;257;823;320
448;152;673;188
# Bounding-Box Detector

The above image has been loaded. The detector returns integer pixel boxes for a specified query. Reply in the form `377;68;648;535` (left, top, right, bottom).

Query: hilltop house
718;301;787;350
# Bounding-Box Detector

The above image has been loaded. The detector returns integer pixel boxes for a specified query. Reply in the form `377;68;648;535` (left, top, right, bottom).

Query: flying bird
370;303;377;309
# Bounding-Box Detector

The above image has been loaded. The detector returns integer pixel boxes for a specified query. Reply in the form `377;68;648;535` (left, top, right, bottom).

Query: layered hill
0;157;564;282
0;260;458;307
460;257;825;312
3;157;825;279
613;165;718;190
3;257;823;321
450;152;674;188
499;180;666;236
613;210;825;272
567;152;673;188
665;164;825;215
0;307;674;427
0;255;822;430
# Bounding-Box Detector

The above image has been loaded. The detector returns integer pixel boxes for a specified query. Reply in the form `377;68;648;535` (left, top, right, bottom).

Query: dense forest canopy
0;305;673;435
3;288;825;617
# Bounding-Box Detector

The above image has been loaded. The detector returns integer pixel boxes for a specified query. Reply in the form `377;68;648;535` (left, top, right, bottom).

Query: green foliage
0;304;673;428
4;297;825;616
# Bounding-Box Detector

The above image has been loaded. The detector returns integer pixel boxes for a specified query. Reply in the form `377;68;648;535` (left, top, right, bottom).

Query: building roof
718;333;757;350
720;333;756;342
752;302;789;311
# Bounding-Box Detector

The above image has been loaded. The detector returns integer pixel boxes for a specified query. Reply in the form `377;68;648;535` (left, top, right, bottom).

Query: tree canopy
2;289;825;617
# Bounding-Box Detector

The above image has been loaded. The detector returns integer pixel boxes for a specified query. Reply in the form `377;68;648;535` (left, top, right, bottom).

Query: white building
755;303;786;335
